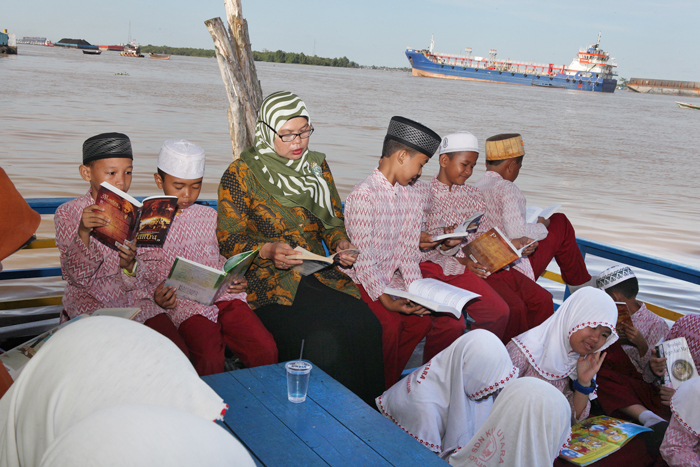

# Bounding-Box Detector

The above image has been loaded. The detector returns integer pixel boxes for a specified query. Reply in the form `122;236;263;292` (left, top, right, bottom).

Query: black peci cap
385;116;441;157
82;132;133;164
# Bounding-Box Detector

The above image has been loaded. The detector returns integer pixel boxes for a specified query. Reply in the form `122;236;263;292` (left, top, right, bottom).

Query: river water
1;45;699;321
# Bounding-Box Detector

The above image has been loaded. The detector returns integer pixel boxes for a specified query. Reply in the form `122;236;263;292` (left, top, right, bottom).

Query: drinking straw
299;339;305;361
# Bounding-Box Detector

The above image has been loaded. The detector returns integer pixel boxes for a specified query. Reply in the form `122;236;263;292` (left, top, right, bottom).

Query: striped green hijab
241;91;342;228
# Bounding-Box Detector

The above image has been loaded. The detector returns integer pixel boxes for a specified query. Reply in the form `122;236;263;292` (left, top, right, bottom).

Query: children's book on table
91;181;178;249
559;416;651;466
384;278;480;318
164;249;259;306
656;336;699;389
0;307;141;380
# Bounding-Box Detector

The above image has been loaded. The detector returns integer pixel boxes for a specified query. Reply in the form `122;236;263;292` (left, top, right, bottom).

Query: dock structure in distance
627;78;700;97
0;29;17;55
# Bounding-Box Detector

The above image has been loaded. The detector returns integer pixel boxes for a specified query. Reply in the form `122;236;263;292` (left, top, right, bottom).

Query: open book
431;213;484;242
656;337;699;389
0;308;141;380
559;416;651;466
526;203;561;224
92;181;178;249
164;249;258;306
464;227;534;274
383;278;480;318
286;246;360;276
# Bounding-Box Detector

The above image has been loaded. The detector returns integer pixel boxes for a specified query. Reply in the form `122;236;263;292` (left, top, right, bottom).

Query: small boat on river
676;101;700;110
149;53;170;60
82;50;101;55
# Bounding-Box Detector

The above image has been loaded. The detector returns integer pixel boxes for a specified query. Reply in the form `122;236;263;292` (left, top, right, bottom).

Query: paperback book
463;227;534;274
526;203;561;224
384;278;480;318
287;246;360;276
164;249;258;306
614;302;633;328
559;416;651;466
0;307;141;380
656;337;699;389
92;181;178;249
431;212;484;242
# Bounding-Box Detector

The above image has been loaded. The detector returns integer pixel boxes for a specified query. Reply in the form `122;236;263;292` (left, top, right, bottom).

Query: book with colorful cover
0;307;141;380
656;337;699;389
463;227;534;274
92;181;177;249
164;249;258;306
431;212;484;241
614;302;633;328
559;416;651;466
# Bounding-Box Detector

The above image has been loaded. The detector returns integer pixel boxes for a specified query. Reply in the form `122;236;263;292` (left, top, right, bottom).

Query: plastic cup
285;360;312;403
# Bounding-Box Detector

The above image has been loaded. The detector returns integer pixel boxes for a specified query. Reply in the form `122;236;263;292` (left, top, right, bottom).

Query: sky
5;0;699;81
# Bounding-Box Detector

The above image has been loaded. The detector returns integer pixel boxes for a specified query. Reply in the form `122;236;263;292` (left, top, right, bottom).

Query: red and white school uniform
418;177;510;339
660;376;700;467
596;303;671;419
55;191;136;320
134;204;277;376
344;168;464;387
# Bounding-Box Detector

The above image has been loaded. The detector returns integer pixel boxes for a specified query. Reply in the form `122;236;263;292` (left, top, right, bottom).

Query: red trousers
358;283;464;388
420;262;509;341
486;268;554;343
178;300;278;376
529;213;591;286
144;313;190;358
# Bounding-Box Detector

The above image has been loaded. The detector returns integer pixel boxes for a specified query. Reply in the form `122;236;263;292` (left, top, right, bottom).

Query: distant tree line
253;50;358;68
139;45;359;68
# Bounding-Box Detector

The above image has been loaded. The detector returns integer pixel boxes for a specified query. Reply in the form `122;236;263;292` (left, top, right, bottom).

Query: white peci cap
438;131;479;155
157;140;206;180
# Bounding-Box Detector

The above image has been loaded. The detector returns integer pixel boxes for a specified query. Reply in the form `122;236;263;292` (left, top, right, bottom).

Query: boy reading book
416;131;511;339
133;140;277;376
54;133;138;321
595;265;671;437
474;133;591;284
343;117;466;387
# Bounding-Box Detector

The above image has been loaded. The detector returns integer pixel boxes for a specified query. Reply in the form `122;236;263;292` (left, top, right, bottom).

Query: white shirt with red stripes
343;168;423;301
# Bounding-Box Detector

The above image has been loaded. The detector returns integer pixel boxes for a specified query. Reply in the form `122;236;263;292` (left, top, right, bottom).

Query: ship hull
407;50;616;93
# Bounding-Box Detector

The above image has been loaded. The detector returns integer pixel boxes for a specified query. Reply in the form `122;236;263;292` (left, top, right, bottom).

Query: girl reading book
375;329;518;459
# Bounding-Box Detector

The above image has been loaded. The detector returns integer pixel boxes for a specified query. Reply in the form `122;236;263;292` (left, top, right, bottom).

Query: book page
287;246;333;264
164;257;225;306
407;279;479;317
92;308;141;320
383;286;446;315
526;206;543;224
454;212;484;234
432;231;470;242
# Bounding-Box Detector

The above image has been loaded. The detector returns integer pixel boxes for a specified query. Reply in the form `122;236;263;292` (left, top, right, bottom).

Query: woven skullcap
596;265;636;290
157;140;205;180
485;133;525;161
385;116;441;157
438;131;479;155
82;133;133;164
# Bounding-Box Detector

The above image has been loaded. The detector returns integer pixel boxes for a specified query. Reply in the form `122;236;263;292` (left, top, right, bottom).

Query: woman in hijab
375;329;518;459
506;287;619;424
39;404;255;467
660;376;700;466
217;91;384;404
447;377;572;467
0;316;229;467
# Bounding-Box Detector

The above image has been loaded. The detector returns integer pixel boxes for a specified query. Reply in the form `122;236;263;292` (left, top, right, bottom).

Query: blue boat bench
203;362;447;466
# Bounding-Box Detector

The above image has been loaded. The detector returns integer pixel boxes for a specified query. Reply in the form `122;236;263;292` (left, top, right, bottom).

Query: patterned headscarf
241;91;342;228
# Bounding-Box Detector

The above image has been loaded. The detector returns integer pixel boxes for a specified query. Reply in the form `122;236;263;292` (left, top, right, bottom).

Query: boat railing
2;199;698;326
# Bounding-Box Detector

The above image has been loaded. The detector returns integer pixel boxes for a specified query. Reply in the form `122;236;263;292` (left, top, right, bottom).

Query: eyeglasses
258;120;314;142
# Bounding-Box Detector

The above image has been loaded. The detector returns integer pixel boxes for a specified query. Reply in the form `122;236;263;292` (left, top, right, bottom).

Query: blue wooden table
203;362;448;466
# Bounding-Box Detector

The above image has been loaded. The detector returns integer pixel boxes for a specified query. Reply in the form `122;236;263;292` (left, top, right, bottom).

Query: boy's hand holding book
78;204;109;247
537;216;551;228
379;294;430;316
117;240;136;272
419;231;441;251
617;321;648;355
226;276;248;294
514;236;538;256
335;240;360;267
155;280;177;309
457;246;490;279
659;386;675;406
650;348;667;379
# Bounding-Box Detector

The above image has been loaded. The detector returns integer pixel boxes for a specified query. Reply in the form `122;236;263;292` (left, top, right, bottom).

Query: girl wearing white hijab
39;404;255;467
660;376;700;466
0;316;229;467
376;330;518;458
506;287;618;423
448;377;572;467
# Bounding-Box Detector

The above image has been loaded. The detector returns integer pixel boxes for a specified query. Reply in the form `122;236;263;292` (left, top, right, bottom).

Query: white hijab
376;330;518;457
448;377;572;467
0;316;228;467
39;404;255;467
670;376;700;438
512;287;618;384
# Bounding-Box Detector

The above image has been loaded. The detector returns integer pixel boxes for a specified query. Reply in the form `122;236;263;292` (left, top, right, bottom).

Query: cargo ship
627;78;700;97
406;33;617;93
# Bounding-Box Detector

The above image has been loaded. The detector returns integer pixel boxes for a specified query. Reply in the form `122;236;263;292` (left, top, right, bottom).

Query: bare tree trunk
205;0;262;160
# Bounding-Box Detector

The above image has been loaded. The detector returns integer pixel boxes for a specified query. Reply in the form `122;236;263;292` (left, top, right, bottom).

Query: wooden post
205;0;263;160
